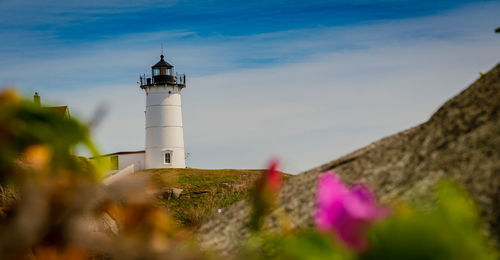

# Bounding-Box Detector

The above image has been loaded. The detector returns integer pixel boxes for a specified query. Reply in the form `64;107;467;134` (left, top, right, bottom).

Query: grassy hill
137;168;291;228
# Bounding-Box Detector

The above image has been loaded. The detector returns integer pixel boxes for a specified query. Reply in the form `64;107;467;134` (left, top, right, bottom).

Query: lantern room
152;54;175;84
139;54;186;88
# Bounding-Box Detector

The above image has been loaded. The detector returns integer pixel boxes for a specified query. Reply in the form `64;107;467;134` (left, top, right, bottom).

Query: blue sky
1;0;496;66
1;0;499;173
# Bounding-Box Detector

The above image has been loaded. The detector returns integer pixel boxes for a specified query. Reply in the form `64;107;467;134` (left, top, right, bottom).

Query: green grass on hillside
137;168;290;228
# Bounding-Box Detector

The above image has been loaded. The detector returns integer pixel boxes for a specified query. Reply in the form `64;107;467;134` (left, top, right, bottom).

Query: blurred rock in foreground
198;63;500;255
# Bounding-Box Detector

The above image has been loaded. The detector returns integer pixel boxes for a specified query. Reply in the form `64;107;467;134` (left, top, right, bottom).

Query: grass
137;168;291;228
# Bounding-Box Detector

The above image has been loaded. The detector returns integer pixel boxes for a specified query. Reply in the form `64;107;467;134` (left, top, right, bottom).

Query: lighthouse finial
161;43;165;60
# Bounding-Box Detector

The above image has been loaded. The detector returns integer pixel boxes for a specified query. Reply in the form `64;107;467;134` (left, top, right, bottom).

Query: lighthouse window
164;152;171;164
153;68;160;76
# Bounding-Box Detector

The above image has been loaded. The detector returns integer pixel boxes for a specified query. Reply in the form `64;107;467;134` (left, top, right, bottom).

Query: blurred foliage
240;230;354;260
0;89;99;185
241;181;497;260
362;182;497;260
0;89;206;259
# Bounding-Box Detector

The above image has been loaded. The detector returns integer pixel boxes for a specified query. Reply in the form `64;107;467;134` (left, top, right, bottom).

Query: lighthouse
139;54;187;169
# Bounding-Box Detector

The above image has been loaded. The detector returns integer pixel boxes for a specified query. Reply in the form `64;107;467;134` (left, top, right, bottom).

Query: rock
158;187;184;200
158;187;172;200
197;63;500;256
172;188;183;199
222;182;246;191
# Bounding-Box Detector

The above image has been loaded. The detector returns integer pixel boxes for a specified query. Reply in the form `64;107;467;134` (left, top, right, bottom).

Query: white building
93;150;145;174
92;54;187;173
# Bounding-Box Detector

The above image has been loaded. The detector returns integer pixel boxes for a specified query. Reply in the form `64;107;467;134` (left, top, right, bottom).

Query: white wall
144;85;186;169
89;152;145;176
117;153;145;171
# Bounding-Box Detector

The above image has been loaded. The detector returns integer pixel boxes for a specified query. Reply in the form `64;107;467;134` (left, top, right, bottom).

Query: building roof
34;92;71;118
48;106;69;115
152;55;173;68
89;150;145;159
44;106;70;118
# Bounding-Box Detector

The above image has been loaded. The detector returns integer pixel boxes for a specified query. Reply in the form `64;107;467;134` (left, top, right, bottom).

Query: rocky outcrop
198;63;500;255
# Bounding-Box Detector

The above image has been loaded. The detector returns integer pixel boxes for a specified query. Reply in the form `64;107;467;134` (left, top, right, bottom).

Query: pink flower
315;171;387;252
250;158;283;230
265;158;282;194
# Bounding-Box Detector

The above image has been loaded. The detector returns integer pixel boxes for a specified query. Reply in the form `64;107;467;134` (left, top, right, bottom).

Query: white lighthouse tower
140;54;187;169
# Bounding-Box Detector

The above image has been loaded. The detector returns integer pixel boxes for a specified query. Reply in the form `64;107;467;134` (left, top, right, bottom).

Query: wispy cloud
1;1;499;173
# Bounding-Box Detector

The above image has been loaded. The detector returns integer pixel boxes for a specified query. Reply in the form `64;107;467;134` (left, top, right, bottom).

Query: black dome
152;55;173;68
